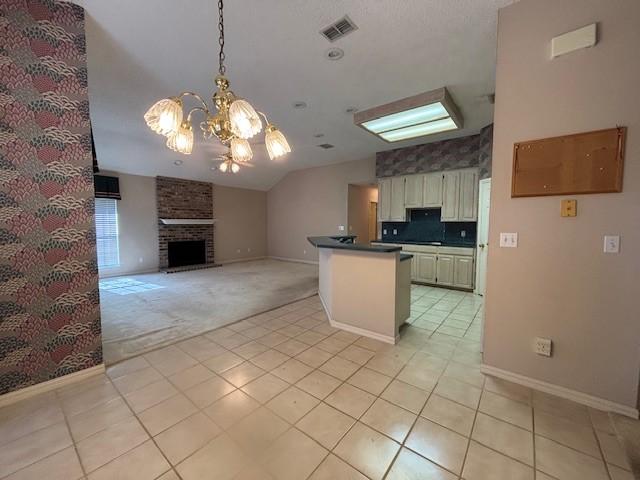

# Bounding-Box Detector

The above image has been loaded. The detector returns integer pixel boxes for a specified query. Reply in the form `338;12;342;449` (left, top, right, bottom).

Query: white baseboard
268;256;319;265
217;256;266;265
481;364;639;419
329;319;398;345
0;364;105;408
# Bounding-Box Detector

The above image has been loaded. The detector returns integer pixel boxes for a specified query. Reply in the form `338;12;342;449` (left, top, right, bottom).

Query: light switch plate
500;232;518;248
338;225;345;231
603;235;620;253
561;199;577;217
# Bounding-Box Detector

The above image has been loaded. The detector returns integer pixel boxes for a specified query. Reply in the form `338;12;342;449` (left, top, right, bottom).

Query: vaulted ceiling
74;0;513;190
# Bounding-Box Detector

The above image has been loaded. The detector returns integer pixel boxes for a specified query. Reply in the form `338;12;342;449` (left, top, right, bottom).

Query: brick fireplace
156;176;214;269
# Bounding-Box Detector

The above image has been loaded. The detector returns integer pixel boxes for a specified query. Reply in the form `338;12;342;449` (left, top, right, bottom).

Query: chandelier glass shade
144;97;183;136
166;120;194;154
230;137;252;163
143;0;290;173
265;124;291;159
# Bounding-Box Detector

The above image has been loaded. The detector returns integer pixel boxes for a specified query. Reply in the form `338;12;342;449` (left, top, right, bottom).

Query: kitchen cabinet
390;176;406;221
436;254;454;286
377;178;391;221
459;169;479;221
404;174;424;208
372;243;475;291
441;172;460;221
453;256;474;289
416;253;437;283
423;172;443;207
441;168;479;222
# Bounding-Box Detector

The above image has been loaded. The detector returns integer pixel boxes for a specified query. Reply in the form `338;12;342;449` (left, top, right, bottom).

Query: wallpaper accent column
0;0;102;395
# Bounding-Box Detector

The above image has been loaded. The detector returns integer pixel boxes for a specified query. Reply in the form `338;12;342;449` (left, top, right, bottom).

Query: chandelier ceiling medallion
144;0;291;173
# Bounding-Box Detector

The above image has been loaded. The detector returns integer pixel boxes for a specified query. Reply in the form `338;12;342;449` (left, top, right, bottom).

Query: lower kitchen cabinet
435;254;454;286
416;253;437;283
453;256;474;290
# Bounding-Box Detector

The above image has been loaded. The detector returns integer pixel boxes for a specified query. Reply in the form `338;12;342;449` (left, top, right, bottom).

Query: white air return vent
320;16;357;42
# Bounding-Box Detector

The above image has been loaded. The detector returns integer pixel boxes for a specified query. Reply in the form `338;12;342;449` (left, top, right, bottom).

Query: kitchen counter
308;236;402;253
373;239;476;248
308;235;411;344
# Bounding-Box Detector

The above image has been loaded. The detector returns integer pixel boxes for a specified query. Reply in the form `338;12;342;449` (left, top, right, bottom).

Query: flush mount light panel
354;87;463;143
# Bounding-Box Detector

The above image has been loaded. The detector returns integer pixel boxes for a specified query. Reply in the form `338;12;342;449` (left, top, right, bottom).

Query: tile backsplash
381;209;476;244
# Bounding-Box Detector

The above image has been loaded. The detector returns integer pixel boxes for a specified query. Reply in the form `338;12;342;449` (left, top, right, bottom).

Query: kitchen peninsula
307;235;411;344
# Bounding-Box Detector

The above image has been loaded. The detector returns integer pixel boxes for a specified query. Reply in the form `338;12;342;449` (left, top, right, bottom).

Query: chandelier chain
217;0;226;76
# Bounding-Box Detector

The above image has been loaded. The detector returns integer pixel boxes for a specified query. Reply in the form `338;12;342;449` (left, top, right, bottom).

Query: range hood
160;219;216;225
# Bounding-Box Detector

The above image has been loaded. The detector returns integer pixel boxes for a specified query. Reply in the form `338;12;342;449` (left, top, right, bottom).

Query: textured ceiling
74;0;513;190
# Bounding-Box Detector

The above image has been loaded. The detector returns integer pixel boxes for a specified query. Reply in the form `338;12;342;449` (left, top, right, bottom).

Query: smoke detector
173;160;183;166
325;48;344;61
292;101;307;109
320;16;358;42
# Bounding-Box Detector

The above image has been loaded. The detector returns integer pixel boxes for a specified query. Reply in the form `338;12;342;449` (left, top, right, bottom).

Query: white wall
267;158;376;262
99;171;158;277
485;0;640;410
214;185;267;263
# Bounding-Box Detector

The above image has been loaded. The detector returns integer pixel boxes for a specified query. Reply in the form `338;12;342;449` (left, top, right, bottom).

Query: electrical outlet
393;229;398;235
603;235;620;253
461;230;466;238
338;225;345;231
247;247;251;252
236;249;241;253
534;337;552;357
383;229;387;235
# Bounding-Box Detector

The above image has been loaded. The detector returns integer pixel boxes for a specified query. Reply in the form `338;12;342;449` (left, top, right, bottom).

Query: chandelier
143;0;291;173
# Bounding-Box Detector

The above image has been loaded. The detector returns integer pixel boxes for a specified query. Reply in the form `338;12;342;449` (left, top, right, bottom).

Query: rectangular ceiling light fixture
354;87;463;143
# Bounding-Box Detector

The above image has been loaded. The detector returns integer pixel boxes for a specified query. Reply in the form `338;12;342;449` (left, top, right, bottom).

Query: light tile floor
0;285;634;480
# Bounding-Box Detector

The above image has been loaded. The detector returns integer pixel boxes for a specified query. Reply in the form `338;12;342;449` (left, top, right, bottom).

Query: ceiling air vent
317;143;335;149
320;16;357;42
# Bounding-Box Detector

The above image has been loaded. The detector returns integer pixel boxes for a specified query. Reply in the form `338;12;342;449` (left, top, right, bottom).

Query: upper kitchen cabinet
459;169;479;221
378;177;392;221
378;176;406;221
441;168;479;222
441;171;460;221
404;174;424;208
423;172;443;207
390;176;406;221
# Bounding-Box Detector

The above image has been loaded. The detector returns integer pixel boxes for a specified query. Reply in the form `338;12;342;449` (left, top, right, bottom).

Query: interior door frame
474;178;491;295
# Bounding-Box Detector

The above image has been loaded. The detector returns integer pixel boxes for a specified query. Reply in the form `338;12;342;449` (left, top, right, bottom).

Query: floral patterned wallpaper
376;124;494;180
0;0;102;395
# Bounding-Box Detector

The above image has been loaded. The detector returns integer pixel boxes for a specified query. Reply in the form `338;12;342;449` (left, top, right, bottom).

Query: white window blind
95;198;120;268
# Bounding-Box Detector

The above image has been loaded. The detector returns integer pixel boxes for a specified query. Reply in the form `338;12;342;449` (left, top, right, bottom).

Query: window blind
95;198;120;268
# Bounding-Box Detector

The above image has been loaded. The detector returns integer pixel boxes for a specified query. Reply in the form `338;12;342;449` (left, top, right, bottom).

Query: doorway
475;178;491;295
347;184;379;244
368;202;378;242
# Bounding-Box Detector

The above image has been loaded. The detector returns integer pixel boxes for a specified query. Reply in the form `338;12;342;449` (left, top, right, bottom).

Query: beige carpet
99;259;318;364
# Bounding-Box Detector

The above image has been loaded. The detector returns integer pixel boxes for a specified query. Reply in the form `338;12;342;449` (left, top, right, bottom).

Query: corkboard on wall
511;127;626;197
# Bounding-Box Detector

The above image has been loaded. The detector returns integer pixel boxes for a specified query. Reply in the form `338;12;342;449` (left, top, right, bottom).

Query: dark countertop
307;236;402;253
372;239;476;248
